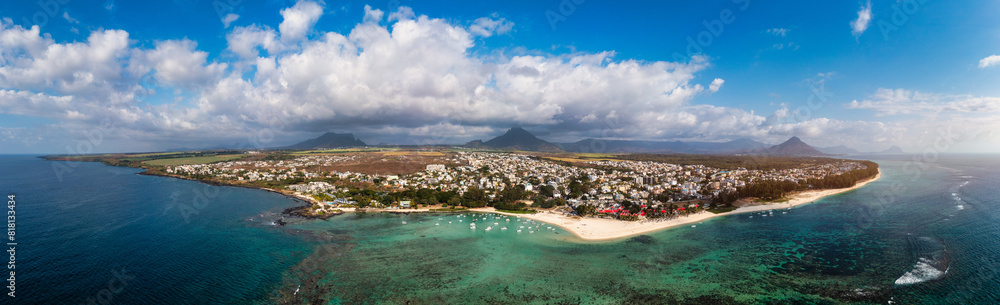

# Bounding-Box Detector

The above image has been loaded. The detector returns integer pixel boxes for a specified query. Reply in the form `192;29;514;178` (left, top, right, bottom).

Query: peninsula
43;141;881;241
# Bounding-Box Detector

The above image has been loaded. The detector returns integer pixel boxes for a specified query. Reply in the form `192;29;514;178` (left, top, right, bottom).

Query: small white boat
486;227;492;231
402;221;407;224
501;227;507;230
691;225;696;228
435;223;440;226
517;230;522;233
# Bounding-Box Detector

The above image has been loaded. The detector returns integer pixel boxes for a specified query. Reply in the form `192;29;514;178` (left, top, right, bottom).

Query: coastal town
163;151;875;221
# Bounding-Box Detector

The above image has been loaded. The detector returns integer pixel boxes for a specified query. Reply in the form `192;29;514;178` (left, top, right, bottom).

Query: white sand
293;169;881;241
475;169;882;241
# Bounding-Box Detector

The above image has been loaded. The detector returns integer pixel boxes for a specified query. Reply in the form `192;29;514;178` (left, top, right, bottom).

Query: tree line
714;161;879;205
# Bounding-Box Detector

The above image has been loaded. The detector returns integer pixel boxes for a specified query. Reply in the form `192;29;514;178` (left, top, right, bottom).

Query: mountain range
466;128;827;156
555;138;772;154
279;128;902;156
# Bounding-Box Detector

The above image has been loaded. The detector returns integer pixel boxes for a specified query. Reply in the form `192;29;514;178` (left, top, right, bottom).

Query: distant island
43;129;882;240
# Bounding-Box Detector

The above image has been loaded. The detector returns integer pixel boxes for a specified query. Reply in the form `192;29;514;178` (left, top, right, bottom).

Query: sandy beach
293;169;881;241
474;169;882;241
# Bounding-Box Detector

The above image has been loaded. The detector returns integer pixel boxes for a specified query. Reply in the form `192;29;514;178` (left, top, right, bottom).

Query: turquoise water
2;154;999;304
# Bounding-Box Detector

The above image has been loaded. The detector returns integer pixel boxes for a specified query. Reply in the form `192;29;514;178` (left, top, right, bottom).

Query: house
400;200;411;208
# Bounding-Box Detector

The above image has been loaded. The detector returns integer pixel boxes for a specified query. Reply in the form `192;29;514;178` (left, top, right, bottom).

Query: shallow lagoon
6;154;1000;304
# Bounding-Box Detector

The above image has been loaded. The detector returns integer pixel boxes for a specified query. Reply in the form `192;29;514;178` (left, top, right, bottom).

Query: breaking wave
895;236;949;285
895;258;947;285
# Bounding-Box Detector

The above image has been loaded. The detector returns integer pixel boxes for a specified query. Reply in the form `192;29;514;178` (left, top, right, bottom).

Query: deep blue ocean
1;154;999;304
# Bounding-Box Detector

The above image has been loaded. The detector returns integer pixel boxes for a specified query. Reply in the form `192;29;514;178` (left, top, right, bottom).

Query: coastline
475;168;882;241
46;157;882;240
151;164;882;239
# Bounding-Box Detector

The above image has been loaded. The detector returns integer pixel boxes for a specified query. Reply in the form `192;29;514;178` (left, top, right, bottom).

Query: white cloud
766;28;789;36
469;15;514;37
7;4;988;152
708;78;725;93
278;0;323;43
388;7;415;22
362;5;384;23
63;12;79;24
222;13;240;28
847;88;1000;116
978;54;1000;68
226;25;280;59
138;40;228;90
851;1;872;37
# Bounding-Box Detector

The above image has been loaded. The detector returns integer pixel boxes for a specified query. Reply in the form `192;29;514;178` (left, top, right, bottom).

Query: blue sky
1;0;999;153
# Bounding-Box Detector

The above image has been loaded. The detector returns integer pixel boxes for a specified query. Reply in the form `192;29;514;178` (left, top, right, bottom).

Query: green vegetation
143;154;244;166
714;160;880;205
45;150;248;169
620;154;844;171
290;147;390;154
707;206;738;214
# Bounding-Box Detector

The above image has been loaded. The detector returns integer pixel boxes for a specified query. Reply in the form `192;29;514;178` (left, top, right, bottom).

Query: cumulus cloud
708;78;725;93
278;0;323;43
979;54;1000;68
0;4;958;152
851;1;872;37
137;40;228;90
226;25;281;59
387;7;415;22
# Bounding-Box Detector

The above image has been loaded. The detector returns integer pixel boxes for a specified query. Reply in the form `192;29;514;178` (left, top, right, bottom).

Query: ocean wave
895;236;949;285
895;258;946;285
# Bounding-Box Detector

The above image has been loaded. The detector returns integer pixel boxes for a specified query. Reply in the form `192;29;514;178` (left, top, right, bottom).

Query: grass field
291;148;391;154
143;154;245;166
127;152;186;158
382;151;446;156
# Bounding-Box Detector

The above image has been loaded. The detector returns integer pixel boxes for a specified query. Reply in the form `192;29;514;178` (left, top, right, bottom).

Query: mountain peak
759;136;824;156
504;127;534;137
284;132;367;149
469;127;561;152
